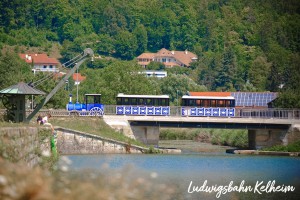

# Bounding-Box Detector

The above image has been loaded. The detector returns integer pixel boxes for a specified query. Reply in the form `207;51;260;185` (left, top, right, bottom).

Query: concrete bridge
15;107;300;150
103;111;300;150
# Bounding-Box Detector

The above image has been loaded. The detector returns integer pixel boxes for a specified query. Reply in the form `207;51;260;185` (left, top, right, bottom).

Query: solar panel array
231;92;277;107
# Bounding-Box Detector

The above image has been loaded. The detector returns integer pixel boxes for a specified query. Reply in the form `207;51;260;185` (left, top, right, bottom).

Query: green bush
160;128;248;148
262;141;300;152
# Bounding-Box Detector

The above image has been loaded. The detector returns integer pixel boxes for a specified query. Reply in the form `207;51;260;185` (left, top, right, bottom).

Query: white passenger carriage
116;93;170;116
181;95;235;117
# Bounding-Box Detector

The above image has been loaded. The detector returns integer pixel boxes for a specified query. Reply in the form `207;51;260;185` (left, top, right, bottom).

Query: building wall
33;64;59;73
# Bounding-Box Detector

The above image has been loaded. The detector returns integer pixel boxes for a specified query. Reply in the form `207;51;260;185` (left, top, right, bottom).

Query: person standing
42;113;54;132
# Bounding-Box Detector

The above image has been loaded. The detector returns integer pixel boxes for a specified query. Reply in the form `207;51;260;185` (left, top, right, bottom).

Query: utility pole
176;90;179;106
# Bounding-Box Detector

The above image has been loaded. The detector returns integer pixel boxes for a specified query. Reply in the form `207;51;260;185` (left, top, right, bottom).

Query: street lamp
176;90;179;106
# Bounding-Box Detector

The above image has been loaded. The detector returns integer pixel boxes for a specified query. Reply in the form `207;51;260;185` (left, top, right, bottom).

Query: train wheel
89;107;103;116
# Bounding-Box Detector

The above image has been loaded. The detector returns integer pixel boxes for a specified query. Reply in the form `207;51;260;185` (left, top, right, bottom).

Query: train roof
117;93;169;99
182;95;235;100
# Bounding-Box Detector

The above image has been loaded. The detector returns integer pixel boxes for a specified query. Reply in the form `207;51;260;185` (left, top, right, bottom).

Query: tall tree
114;30;138;60
0;52;34;88
215;46;237;91
133;24;148;55
248;56;271;91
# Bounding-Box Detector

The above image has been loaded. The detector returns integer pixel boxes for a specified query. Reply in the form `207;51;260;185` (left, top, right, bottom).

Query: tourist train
66;93;236;117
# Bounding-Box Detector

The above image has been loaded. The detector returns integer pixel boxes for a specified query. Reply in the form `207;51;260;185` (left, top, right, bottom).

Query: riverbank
227;140;300;156
159;140;233;153
226;149;300;156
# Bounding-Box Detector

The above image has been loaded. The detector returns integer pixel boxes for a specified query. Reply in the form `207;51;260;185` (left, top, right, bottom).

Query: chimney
171;50;175;55
185;49;188;54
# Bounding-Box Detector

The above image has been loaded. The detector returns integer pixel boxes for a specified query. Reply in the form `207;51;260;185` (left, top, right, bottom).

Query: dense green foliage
160;128;248;148
262;140;300;152
0;0;299;107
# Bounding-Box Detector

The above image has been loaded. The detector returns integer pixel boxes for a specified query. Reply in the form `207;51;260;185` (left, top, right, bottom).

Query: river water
62;140;300;200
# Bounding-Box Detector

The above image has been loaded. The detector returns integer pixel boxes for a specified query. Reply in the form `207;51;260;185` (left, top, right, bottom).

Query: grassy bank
50;117;146;147
261;140;300;152
160;128;248;148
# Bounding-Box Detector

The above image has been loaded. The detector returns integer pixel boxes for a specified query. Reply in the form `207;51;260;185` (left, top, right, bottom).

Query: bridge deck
105;115;295;129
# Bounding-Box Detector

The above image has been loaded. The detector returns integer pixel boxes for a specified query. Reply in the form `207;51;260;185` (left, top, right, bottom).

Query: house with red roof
73;73;86;85
137;48;197;68
19;53;60;74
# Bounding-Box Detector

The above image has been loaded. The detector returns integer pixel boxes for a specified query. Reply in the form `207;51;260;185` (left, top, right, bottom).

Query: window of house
43;65;47;68
49;65;53;68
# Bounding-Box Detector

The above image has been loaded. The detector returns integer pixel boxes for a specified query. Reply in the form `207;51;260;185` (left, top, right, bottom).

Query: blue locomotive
66;94;104;116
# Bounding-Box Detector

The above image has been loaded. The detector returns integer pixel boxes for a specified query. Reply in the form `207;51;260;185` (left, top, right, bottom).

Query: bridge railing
0;107;299;120
103;105;300;120
236;108;300;119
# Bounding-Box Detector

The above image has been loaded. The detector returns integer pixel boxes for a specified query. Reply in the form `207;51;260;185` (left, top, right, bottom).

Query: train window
203;100;209;107
124;98;129;105
146;98;152;105
225;100;231;107
166;99;170;106
230;100;235;107
131;98;137;105
217;100;224;107
211;100;216;107
153;99;159;106
161;99;166;106
94;96;101;104
117;97;122;105
189;99;196;106
138;98;144;105
187;99;191;106
196;100;201;106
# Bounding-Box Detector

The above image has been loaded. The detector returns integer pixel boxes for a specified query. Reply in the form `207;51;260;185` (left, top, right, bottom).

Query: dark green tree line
0;0;299;107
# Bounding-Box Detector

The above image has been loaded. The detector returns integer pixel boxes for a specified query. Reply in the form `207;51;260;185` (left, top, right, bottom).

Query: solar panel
231;92;277;107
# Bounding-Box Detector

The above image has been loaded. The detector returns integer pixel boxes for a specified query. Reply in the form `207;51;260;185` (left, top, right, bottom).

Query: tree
114;30;138;60
80;61;157;104
146;62;165;71
0;52;34;89
159;74;207;105
274;53;300;108
133;24;148;55
248;56;271;91
215;46;237;91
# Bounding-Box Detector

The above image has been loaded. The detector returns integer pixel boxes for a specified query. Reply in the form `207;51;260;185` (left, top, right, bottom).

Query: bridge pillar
131;126;160;146
248;129;288;150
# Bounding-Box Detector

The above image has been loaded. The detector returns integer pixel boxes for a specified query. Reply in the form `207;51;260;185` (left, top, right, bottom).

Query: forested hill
0;0;299;108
